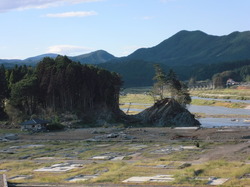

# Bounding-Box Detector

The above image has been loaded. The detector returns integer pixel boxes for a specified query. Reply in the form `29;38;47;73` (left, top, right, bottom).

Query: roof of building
20;118;50;126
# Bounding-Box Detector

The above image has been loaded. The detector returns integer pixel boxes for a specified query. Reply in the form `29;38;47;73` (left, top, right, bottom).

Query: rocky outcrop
134;98;200;127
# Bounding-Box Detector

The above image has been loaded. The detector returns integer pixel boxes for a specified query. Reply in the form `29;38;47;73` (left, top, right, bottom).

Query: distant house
226;78;239;86
20;118;50;132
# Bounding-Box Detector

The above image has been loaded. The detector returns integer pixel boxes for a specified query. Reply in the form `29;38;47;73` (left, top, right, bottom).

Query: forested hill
98;59;250;87
126;30;250;66
0;56;123;121
70;50;116;64
99;30;250;87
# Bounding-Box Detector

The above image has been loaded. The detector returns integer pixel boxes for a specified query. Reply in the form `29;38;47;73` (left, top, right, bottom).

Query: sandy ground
17;127;250;162
18;127;250;142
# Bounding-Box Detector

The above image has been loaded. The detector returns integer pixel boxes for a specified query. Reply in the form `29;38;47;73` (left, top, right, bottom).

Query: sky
0;0;250;59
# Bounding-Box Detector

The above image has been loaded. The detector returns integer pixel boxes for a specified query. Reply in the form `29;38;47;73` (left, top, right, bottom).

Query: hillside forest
99;59;250;87
0;56;122;122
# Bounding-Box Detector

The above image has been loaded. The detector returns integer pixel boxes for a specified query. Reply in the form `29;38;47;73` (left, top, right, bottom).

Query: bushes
46;123;64;131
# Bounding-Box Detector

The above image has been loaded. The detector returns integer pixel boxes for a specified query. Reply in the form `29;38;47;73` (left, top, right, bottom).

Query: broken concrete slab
136;162;191;169
9;145;45;150
174;127;200;130
194;177;229;185
181;146;200;150
0;150;15;154
0;169;9;172
96;144;111;147
151;146;183;154
34;163;83;172
92;152;131;160
123;175;174;183
128;144;148;150
123;176;153;183
111;156;125;161
66;175;98;182
4;134;18;140
154;164;176;169
92;156;114;160
207;178;229;185
9;146;21;149
34;157;67;160
23;144;45;148
9;175;32;180
106;133;119;138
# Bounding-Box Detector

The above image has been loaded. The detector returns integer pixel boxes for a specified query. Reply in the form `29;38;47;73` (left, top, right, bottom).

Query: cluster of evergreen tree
0;65;8;118
152;64;191;107
0;56;122;121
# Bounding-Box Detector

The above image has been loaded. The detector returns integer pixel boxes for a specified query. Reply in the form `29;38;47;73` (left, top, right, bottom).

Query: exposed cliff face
134;98;200;127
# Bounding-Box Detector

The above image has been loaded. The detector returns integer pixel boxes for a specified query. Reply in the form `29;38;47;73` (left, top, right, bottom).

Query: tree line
0;56;122;121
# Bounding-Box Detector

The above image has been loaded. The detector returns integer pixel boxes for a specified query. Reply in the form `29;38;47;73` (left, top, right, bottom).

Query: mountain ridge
126;30;250;66
1;30;250;87
0;50;116;66
1;30;250;66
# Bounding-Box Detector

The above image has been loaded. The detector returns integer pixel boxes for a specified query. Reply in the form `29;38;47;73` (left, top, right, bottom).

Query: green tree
166;69;191;107
10;76;38;115
0;65;8;119
152;67;191;107
153;64;167;100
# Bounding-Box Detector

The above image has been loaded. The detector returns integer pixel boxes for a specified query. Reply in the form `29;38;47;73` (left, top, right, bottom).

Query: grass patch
191;99;247;108
0;128;22;134
120;94;154;104
190;88;250;100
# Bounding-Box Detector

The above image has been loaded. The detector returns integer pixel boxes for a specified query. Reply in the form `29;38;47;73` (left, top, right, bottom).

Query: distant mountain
1;30;250;87
70;50;116;64
127;30;250;66
0;50;116;66
24;53;59;64
0;59;22;68
98;30;250;87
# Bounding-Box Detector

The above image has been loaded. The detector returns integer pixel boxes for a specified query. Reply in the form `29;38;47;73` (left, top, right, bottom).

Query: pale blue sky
0;0;249;59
